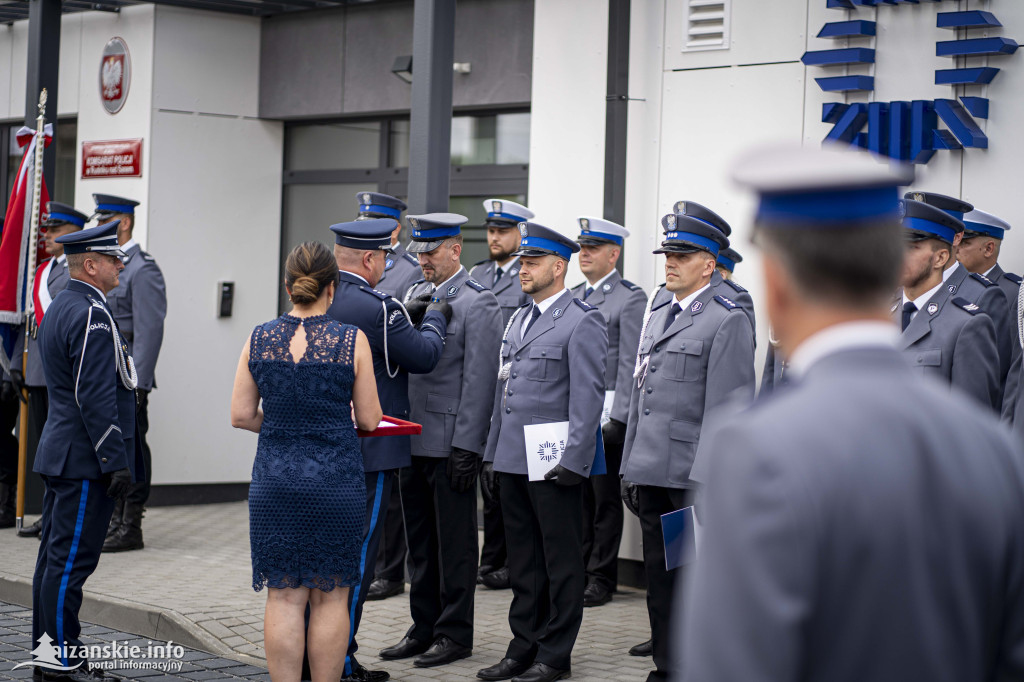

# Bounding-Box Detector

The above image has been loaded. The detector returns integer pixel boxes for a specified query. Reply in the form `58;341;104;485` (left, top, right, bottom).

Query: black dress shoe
477;657;531;681
511;662;570;682
628;638;653;657
366;578;405;601
42;666;104;681
583;582;612;607
480;566;510;590
341;660;391;682
477;565;494;585
379;635;430;660
18;519;41;538
413;635;472;667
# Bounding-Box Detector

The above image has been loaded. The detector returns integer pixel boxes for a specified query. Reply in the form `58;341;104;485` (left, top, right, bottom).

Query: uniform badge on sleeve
388;310;402;326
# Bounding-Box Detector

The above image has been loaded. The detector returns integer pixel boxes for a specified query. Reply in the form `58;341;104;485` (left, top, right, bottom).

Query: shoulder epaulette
359;285;390;301
570;281;586;292
141;253;156;262
573;298;597;312
714;294;740;310
402;253;418;266
969;272;996;287
1006;273;1023;285
723;279;747;294
471;258;491;268
620;279;643;292
952;297;981;314
465;279;487;292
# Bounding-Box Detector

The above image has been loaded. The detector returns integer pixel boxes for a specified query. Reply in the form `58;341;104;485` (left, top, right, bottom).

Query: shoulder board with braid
465;279;487;292
402;253;418;266
713;294;741;310
1006;273;1023;285
952;297;981;314
359;285;390;301
723;279;747;294
969;272;997;287
620;279;643;292
573;298;598;312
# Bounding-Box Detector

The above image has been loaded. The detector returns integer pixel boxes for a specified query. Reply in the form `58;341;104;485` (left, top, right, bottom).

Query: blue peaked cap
356;191;407;220
92;193;139;218
513;222;580;260
406;213;468;253
330;218;397;250
57;220;126;257
901;200;962;245
43;201;88;229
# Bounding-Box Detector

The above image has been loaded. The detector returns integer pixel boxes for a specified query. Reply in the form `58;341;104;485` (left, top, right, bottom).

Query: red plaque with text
81;139;142;179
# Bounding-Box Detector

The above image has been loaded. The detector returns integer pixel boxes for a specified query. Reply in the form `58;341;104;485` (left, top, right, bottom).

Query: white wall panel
56;16;81;118
0;26;14;121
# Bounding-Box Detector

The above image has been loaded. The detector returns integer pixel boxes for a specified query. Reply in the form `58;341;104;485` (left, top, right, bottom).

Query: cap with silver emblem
903;191;973;223
576;216;629;246
56;219;126;258
654;215;729;257
513;222;580;260
406;213;468;253
329;218;398;251
355;192;407;220
901;200;962;245
483;199;535;228
42;201;89;229
672;201;731;237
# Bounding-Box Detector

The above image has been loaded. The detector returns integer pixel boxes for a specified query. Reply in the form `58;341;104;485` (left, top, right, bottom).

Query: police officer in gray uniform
568;217;646;608
896;200;1000;410
470;199;536;590
620;217;755;682
379;214;502;668
478;222;607;682
91;194;167;553
7;202;86;535
681;143;1024;682
715;246;743;281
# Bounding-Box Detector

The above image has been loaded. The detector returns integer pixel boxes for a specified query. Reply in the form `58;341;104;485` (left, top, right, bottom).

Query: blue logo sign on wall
804;1;1018;164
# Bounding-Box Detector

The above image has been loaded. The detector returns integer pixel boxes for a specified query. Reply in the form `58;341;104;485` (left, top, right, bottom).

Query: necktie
584;287;594;300
902;301;917;331
662;303;681;333
524;305;542;336
493;267;503;287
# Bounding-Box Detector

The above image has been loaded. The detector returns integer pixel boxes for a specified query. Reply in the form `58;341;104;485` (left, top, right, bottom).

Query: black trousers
32;475;115;665
374;483;407;582
21;387;48;514
344;469;394;675
401;456;478;647
638;485;695;682
0;390;18;486
500;473;584;671
126;390;151;506
479;471;507;571
581;435;624;590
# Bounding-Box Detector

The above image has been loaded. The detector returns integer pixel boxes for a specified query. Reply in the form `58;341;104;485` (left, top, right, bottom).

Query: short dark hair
285;241;339;305
754;219;902;309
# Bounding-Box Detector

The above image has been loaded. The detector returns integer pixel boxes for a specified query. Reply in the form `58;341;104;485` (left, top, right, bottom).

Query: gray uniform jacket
378;243;422;301
895;287;1000;411
650;270;756;347
13;257;71;386
680;345;1024;682
405;268;503;458
483;290;608;477
621;286;755;489
988;263;1022;364
470;257;531;327
106;243;166;392
945;262;1011;388
569;270;647;424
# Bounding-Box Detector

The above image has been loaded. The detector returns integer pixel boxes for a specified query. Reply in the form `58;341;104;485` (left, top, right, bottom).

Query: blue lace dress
247;314;365;592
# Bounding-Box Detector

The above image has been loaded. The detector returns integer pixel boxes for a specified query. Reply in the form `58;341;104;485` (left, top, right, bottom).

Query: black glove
447;447;479;493
8;370;27;404
621;479;640;517
425;299;454;324
1;380;18;404
602;418;627;445
404;292;432;326
544;464;585;486
104;468;132;500
480;461;498;502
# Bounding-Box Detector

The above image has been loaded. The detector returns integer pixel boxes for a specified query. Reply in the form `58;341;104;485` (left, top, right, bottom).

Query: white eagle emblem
897;200;906;219
675;201;686;214
580;218;589;230
409;217;418;228
666;214;676;226
362;193;371;204
102;57;122;100
492;200;502;213
519;222;528;237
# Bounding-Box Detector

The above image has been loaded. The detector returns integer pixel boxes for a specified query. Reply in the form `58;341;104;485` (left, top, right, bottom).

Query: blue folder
661;506;697;570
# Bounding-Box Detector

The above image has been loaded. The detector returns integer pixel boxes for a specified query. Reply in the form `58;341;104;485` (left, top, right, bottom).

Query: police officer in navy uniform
896;200;1000;410
89;194;166;554
567;217;646;609
325;218;451;682
469;198;535;590
6;202;87;534
620;216;756;682
379;214;502;667
352;192;422;603
32;220;143;681
478;222;607;682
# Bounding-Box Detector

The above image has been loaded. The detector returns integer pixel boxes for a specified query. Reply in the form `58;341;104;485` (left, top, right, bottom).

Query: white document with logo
524;421;569;481
600;390;615;426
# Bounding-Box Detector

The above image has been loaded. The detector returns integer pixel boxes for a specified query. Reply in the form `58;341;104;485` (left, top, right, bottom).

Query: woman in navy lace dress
231;242;382;682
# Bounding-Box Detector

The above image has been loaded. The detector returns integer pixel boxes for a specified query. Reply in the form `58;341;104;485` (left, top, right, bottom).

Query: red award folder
356;415;422;438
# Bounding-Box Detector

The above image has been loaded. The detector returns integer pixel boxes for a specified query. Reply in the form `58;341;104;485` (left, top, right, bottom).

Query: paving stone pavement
0;503;655;680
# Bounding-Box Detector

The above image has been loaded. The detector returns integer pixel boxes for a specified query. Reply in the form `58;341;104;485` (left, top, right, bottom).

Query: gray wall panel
342;2;415;115
452;0;533;108
260;9;346;119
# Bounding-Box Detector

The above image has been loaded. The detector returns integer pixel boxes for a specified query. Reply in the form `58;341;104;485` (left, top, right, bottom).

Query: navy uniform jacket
622;286;755;489
34;280;142;481
13;257;71;386
895;289;1000;410
484;290;607;477
987;263;1022;363
945;262;1011;388
327;270;448;472
405;268;502;458
377;243;422;301
106;243;166;392
470;257;531;327
650;269;756;347
569;270;647;424
681;345;1024;682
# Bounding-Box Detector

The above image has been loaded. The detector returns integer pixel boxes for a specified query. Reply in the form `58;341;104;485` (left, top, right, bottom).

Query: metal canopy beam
406;0;455;214
26;0;60;191
604;0;629;229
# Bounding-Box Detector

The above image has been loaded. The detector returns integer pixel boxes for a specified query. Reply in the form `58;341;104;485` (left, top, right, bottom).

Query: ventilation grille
683;0;730;52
